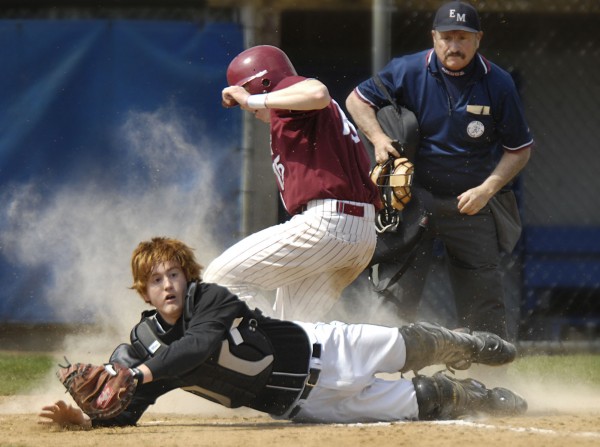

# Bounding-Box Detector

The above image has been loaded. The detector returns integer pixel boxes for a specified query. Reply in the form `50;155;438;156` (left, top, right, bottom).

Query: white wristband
247;94;268;109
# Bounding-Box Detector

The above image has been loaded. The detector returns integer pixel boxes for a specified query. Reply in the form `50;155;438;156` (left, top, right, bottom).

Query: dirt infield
1;409;600;447
2;350;599;447
2;379;600;447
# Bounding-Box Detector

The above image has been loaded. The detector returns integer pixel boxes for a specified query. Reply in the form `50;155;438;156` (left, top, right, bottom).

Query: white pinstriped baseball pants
203;199;376;321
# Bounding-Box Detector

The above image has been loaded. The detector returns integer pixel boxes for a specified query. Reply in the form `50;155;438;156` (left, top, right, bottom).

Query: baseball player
40;237;526;428
346;1;533;338
202;45;380;321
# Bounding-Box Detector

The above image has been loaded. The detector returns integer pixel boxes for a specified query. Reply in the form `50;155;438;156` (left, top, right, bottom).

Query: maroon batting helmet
226;45;297;94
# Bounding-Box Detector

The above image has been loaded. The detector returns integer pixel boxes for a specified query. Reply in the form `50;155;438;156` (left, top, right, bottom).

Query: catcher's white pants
284;321;419;423
203;199;376;321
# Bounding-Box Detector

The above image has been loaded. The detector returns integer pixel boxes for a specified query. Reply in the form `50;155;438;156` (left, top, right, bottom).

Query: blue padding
523;226;600;254
523;258;600;288
0;19;243;323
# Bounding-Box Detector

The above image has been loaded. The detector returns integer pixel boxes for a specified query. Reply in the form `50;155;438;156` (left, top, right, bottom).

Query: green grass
0;352;55;395
511;354;600;386
0;351;599;396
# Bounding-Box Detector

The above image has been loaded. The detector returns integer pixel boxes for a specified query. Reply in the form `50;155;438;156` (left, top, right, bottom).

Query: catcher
40;237;526;428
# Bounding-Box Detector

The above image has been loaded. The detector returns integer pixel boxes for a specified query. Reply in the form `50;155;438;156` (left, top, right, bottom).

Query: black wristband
130;367;144;383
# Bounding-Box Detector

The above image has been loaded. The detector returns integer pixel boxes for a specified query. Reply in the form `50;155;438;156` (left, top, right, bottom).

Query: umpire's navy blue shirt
355;49;533;196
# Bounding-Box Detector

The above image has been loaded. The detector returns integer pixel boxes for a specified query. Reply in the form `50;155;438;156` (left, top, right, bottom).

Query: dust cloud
517;376;600;414
446;361;600;416
0;105;240;415
3;104;599;420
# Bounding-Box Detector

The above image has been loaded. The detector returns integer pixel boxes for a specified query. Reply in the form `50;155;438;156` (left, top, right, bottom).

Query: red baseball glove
56;360;139;419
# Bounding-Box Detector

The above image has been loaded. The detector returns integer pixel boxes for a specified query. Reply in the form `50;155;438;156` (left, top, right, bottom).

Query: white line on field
432;419;600;438
141;418;600;439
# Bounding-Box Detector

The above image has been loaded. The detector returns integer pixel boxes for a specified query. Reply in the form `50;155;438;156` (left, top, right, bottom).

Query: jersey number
333;99;361;144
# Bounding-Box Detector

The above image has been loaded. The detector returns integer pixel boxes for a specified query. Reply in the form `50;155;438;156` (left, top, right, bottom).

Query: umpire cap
433;1;481;33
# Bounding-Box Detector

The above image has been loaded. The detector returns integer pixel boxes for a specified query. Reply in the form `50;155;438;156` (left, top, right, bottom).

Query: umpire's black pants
380;192;508;339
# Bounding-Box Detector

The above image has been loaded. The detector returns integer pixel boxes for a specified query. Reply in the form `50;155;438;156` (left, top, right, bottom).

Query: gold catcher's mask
370;156;414;212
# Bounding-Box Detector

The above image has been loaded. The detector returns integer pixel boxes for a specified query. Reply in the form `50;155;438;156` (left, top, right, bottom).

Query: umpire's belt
288;343;322;418
302;199;365;217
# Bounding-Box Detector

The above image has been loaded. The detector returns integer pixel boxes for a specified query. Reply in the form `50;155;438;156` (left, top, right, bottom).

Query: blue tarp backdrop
0;19;244;323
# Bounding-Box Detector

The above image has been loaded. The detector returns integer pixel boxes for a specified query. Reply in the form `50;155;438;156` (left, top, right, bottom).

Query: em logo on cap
433;1;481;33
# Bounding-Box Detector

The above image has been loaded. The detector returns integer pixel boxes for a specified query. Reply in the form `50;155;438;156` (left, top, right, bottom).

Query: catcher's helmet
227;45;297;95
370;156;414;212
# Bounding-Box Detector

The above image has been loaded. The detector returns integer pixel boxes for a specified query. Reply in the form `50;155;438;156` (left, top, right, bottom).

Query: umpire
346;1;533;339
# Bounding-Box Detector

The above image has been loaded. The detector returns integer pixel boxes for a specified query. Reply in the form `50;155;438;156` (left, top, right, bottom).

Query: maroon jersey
269;76;380;215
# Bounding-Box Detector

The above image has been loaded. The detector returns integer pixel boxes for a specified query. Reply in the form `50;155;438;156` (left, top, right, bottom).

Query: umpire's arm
457;147;532;215
346;89;401;164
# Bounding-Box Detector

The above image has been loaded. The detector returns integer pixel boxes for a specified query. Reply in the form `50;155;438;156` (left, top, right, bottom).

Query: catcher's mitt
57;360;139;419
370;155;414;212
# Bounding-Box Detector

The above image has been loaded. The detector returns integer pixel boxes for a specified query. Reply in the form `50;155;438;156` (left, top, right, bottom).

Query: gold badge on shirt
467;105;491;115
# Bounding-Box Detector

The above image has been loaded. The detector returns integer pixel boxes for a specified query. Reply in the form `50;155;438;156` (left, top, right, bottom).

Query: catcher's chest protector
130;287;275;408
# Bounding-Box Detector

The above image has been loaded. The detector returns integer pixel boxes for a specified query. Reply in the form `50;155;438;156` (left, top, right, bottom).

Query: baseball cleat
469;330;517;366
413;372;527;420
486;386;528;416
399;322;517;373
